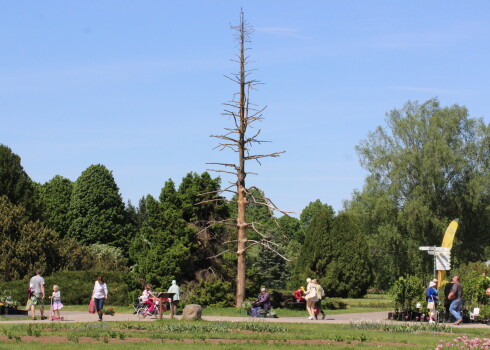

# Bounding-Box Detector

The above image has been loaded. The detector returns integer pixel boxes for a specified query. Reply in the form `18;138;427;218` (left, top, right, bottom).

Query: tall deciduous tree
203;11;287;307
0;196;59;282
68;164;132;250
349;98;490;288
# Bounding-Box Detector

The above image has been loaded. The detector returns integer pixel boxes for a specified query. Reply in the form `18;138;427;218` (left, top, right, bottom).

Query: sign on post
435;252;451;270
419;246;452;278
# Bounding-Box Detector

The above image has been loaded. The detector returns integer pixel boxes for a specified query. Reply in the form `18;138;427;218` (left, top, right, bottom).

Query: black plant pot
0;306;28;316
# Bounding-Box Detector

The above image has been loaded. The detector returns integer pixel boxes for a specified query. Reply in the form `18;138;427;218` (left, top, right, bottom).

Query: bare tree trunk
204;10;288;308
235;15;247;307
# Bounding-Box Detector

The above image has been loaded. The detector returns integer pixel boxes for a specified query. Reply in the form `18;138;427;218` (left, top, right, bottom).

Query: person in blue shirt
426;281;438;323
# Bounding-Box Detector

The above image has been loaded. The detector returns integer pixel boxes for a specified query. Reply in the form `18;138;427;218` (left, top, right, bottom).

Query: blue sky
1;1;489;216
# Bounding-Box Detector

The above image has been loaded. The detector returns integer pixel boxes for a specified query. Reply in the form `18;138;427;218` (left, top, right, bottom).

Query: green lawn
0;319;487;350
200;307;389;317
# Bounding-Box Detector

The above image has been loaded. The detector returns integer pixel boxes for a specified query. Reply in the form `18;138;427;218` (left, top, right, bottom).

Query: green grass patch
201;306;389;317
0;320;487;350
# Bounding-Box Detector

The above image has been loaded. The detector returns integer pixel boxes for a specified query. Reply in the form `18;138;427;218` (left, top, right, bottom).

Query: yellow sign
441;219;459;248
437;219;459;286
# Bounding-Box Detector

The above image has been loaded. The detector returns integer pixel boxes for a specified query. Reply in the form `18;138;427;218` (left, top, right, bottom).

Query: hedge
0;270;137;307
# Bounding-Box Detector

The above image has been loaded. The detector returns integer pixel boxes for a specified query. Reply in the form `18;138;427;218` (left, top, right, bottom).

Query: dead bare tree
199;10;290;307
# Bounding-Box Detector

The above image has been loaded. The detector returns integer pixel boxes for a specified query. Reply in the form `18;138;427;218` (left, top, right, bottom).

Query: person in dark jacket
444;282;453;323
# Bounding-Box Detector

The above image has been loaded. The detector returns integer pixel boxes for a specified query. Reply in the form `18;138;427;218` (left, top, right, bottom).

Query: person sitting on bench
295;286;305;302
251;287;271;317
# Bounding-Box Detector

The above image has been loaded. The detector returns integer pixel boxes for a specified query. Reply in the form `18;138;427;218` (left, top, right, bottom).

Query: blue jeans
94;298;105;320
449;298;462;321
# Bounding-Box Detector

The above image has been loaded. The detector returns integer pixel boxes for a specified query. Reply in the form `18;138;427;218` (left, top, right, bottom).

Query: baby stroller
133;297;146;314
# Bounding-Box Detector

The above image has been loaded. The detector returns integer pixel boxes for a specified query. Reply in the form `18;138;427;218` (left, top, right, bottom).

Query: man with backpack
313;279;326;320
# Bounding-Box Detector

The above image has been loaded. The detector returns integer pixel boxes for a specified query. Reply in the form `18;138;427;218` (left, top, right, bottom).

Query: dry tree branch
197;184;237;196
246;186;295;216
212;144;239;152
259;241;291;261
245;151;285;161
210;135;240;143
209;249;236;259
206;162;237;169
195;198;232;206
206;167;238;175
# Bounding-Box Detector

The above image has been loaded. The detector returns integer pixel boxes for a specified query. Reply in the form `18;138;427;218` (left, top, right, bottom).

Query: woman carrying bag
304;278;318;320
91;276;108;322
426;281;438;324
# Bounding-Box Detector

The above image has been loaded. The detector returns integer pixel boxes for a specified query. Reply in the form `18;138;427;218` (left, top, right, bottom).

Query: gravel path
2;310;489;328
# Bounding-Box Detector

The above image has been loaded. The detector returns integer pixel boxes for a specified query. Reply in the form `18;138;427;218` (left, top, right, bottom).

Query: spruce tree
130;180;198;287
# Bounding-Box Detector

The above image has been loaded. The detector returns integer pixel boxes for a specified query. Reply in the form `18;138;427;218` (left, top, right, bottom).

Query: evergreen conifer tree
39;175;73;237
68;164;132;250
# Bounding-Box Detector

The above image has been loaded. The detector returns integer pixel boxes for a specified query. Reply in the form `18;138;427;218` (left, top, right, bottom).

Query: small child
50;285;64;320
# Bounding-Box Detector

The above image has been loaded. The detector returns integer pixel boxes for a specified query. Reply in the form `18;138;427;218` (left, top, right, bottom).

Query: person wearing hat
167;280;180;318
251;287;271;317
304;278;318;320
426;281;439;324
294;286;305;303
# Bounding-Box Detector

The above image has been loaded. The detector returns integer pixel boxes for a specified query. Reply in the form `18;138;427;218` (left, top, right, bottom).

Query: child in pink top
141;285;156;315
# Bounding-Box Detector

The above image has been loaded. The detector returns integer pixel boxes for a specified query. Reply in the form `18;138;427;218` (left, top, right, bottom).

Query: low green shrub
0;270;137;306
367;288;385;294
323;298;347;309
479;304;490;320
388;275;424;312
349;320;452;333
181;276;234;307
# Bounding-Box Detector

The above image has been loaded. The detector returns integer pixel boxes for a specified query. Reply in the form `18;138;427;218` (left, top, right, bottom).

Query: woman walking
91;276;108;322
426;281;438;324
304;278;318;320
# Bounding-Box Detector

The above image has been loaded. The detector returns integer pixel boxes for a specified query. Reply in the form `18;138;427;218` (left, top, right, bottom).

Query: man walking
29;269;46;320
449;276;463;325
443;281;454;323
167;280;180;319
313;279;326;320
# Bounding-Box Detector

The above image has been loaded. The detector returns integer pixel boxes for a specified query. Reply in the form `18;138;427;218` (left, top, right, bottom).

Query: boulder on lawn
182;304;202;320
